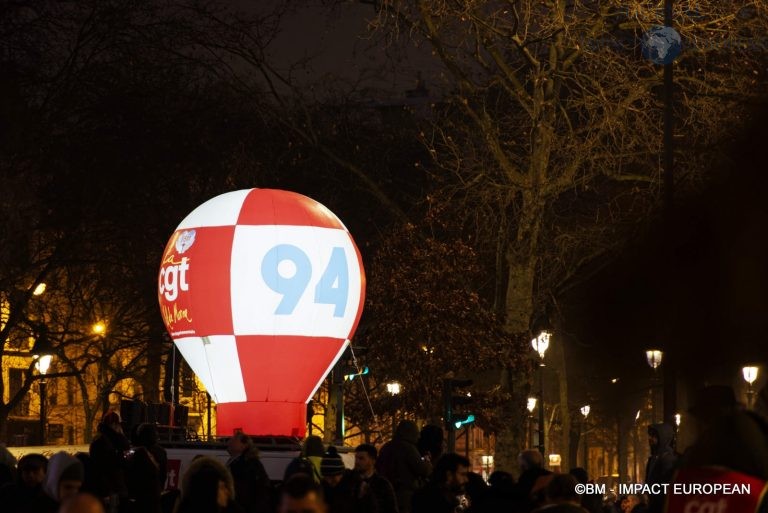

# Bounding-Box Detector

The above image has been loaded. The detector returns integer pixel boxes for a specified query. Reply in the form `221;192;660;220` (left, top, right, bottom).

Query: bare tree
367;0;768;469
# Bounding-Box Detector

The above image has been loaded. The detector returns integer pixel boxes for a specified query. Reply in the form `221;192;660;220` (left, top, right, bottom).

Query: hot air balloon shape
158;189;366;437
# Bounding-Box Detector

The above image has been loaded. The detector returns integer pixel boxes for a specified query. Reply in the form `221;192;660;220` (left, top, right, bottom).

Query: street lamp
481;455;494;481
742;366;759;409
646;349;663;369
33;329;54;445
645;349;664;422
531;330;551;457
386;381;402;437
386;382;401;395
581;405;590;474
527;397;537;448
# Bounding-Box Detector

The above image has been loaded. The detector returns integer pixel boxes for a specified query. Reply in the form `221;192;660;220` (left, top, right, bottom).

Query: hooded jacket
376;420;432;513
645;423;679;513
43;452;83;502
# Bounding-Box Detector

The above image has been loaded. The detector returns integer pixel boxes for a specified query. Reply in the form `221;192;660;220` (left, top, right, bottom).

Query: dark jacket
362;472;398;513
645;423;679;513
376;421;432;513
513;467;552;512
411;481;459;513
0;481;50;513
323;469;378;513
227;449;271;513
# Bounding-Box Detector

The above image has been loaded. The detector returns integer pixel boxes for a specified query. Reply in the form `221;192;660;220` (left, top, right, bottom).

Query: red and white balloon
158;189;366;436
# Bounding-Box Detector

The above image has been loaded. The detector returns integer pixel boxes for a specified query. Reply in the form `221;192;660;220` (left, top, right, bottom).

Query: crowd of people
0;384;765;513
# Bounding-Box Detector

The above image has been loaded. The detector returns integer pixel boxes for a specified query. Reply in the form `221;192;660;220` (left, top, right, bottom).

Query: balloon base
216;402;307;438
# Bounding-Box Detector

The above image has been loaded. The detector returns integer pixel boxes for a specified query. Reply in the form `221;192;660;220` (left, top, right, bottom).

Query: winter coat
376;421;432;513
644;423;679;513
227;449;271;513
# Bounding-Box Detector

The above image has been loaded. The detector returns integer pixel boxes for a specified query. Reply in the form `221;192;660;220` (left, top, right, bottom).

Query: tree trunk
0;406;8;445
495;257;537;473
554;337;571;471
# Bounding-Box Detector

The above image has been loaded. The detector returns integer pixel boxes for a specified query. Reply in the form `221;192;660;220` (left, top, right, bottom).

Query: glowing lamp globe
158;189;365;437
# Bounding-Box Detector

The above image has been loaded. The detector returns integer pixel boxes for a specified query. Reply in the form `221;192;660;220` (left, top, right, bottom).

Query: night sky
563;104;768;412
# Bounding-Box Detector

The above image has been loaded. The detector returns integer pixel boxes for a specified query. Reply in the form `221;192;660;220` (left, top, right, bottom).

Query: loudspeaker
120;399;146;430
173;404;189;428
147;403;172;425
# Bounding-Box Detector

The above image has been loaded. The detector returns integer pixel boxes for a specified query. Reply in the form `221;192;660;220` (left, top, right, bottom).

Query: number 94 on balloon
230;225;364;339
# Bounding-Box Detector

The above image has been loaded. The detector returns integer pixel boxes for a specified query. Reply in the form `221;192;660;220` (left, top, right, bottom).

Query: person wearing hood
376;420;432;513
283;435;325;483
37;451;84;513
644;423;678;513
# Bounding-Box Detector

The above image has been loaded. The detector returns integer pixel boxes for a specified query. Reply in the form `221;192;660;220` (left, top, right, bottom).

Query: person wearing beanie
320;447;374;513
40;451;84;512
320;447;346;486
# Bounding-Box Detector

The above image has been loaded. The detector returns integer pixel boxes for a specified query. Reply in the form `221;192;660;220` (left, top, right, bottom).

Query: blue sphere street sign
642;25;682;65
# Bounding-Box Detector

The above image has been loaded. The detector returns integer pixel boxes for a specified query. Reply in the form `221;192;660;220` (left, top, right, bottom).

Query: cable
349;345;376;420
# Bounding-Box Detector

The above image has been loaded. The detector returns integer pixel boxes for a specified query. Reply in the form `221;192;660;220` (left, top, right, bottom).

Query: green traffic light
454;414;475;429
344;366;369;381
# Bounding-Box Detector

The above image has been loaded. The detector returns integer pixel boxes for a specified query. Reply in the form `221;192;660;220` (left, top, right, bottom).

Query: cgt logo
682;498;727;513
159;256;190;301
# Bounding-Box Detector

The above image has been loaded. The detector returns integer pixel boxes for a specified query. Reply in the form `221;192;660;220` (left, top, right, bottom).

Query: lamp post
481;455;494;481
33;332;53;446
387;381;401;437
580;405;590;474
527;397;537;448
532;330;551;457
742;366;759;409
633;410;641;482
645;349;663;423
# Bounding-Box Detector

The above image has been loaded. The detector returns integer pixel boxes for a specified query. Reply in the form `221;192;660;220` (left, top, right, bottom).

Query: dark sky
561;104;768;411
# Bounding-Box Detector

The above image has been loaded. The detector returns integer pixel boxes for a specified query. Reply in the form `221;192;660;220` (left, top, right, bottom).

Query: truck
6;435;354;491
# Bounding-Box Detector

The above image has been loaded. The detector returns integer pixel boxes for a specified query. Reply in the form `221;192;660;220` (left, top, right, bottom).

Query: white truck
7;436;354;491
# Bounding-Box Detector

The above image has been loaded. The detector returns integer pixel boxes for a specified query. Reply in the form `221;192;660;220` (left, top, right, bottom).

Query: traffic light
443;378;474;428
343;365;369;381
443;378;474;453
454;414;476;429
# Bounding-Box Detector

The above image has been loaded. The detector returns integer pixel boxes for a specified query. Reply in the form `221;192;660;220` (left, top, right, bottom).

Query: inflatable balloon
158;189;365;436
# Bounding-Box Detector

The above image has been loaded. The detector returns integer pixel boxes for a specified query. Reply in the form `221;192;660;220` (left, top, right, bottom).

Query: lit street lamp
387;381;402;437
386;382;401;395
531;330;551;457
481;455;494;480
645;349;664;422
742;366;759;409
33;329;54;445
581;405;590;474
527;397;537;448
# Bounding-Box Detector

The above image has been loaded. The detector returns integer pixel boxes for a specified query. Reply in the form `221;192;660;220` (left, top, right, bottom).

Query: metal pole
206;392;212;440
583;421;589;475
538;365;545;457
466;425;471;459
661;0;678;429
39;380;47;445
333;366;344;446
